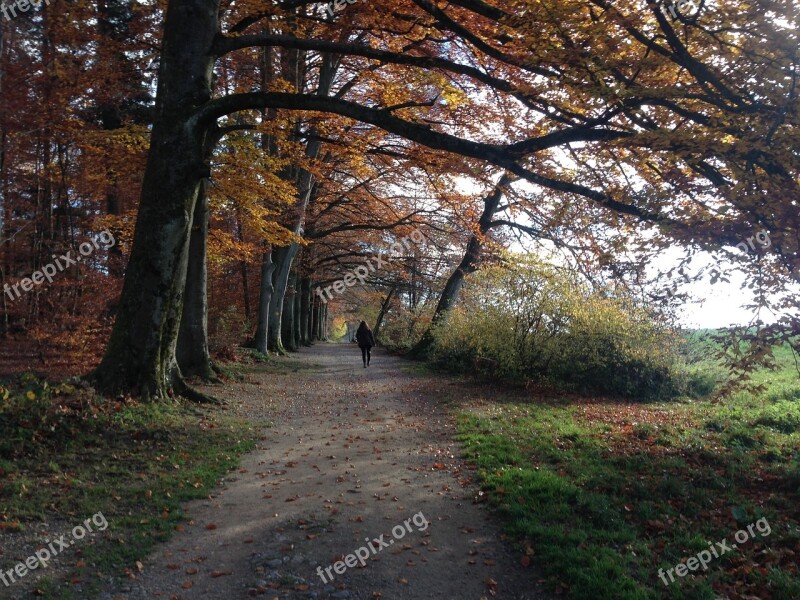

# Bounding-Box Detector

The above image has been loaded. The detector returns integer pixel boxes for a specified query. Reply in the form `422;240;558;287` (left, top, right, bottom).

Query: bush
430;255;706;399
378;313;431;353
0;375;102;458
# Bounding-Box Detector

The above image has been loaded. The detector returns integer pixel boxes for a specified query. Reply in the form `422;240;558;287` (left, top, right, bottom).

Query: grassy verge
455;348;800;599
0;374;259;599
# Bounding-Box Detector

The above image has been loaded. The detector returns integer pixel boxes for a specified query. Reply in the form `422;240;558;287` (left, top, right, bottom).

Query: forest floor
95;343;545;600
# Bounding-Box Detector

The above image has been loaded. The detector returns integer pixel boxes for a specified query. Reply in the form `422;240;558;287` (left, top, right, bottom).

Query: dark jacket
355;326;376;348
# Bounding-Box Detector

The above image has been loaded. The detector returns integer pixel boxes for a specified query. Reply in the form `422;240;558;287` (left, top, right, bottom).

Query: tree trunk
411;174;513;357
311;296;319;341
259;53;334;351
177;178;216;380
281;271;299;351
320;301;326;341
254;250;275;354
293;277;302;347
300;276;311;345
267;244;298;353
93;0;218;400
374;286;395;340
320;302;328;341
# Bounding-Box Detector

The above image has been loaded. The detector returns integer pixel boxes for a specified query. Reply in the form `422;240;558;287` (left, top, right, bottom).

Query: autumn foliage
0;0;796;389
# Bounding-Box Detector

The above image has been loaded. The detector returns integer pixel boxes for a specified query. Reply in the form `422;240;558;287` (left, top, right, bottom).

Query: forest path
104;343;547;600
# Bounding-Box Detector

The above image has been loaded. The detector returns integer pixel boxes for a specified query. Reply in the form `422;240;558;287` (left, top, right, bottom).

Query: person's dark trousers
360;346;371;367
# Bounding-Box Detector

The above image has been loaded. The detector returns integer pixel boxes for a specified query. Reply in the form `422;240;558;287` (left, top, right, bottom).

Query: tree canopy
0;0;796;395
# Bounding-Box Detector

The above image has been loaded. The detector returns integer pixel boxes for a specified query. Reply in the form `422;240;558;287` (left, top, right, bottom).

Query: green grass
0;375;259;599
455;340;800;599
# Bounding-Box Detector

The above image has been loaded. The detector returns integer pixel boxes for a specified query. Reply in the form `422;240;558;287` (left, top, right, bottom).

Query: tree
91;0;798;398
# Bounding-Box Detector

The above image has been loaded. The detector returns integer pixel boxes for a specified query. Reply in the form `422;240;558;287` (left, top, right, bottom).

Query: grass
455;339;800;599
0;374;260;599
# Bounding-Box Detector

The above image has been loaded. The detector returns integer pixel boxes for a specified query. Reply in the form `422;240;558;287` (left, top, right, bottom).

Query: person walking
355;321;376;368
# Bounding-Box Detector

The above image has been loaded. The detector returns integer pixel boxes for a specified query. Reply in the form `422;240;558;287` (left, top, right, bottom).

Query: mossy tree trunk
93;0;219;400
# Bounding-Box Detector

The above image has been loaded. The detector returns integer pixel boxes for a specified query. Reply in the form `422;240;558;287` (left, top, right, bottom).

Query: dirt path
103;344;547;600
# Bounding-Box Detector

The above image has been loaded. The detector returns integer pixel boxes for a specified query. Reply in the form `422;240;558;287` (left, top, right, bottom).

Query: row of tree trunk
280;273;329;351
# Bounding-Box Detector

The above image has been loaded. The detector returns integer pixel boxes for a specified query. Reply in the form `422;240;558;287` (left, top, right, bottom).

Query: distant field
456;334;800;599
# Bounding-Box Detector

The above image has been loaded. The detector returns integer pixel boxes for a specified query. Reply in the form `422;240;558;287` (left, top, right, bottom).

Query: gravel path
103;343;548;600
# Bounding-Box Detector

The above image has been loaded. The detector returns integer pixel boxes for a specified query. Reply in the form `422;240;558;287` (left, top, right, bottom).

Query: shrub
378;312;431;353
430;255;705;399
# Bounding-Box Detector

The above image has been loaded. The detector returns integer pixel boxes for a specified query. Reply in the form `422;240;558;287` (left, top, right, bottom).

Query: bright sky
647;247;791;329
673;268;756;329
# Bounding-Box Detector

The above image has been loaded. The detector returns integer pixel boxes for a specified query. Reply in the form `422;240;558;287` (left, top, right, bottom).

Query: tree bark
281;271;299;351
293;275;302;348
267;244;298;353
254;250;275;354
320;302;328;341
177;178;217;380
311;296;319;341
300;276;311;345
374;286;395;340
93;0;219;400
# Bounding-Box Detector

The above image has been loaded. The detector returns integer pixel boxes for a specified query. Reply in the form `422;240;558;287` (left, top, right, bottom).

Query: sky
673;267;757;329
653;249;787;330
